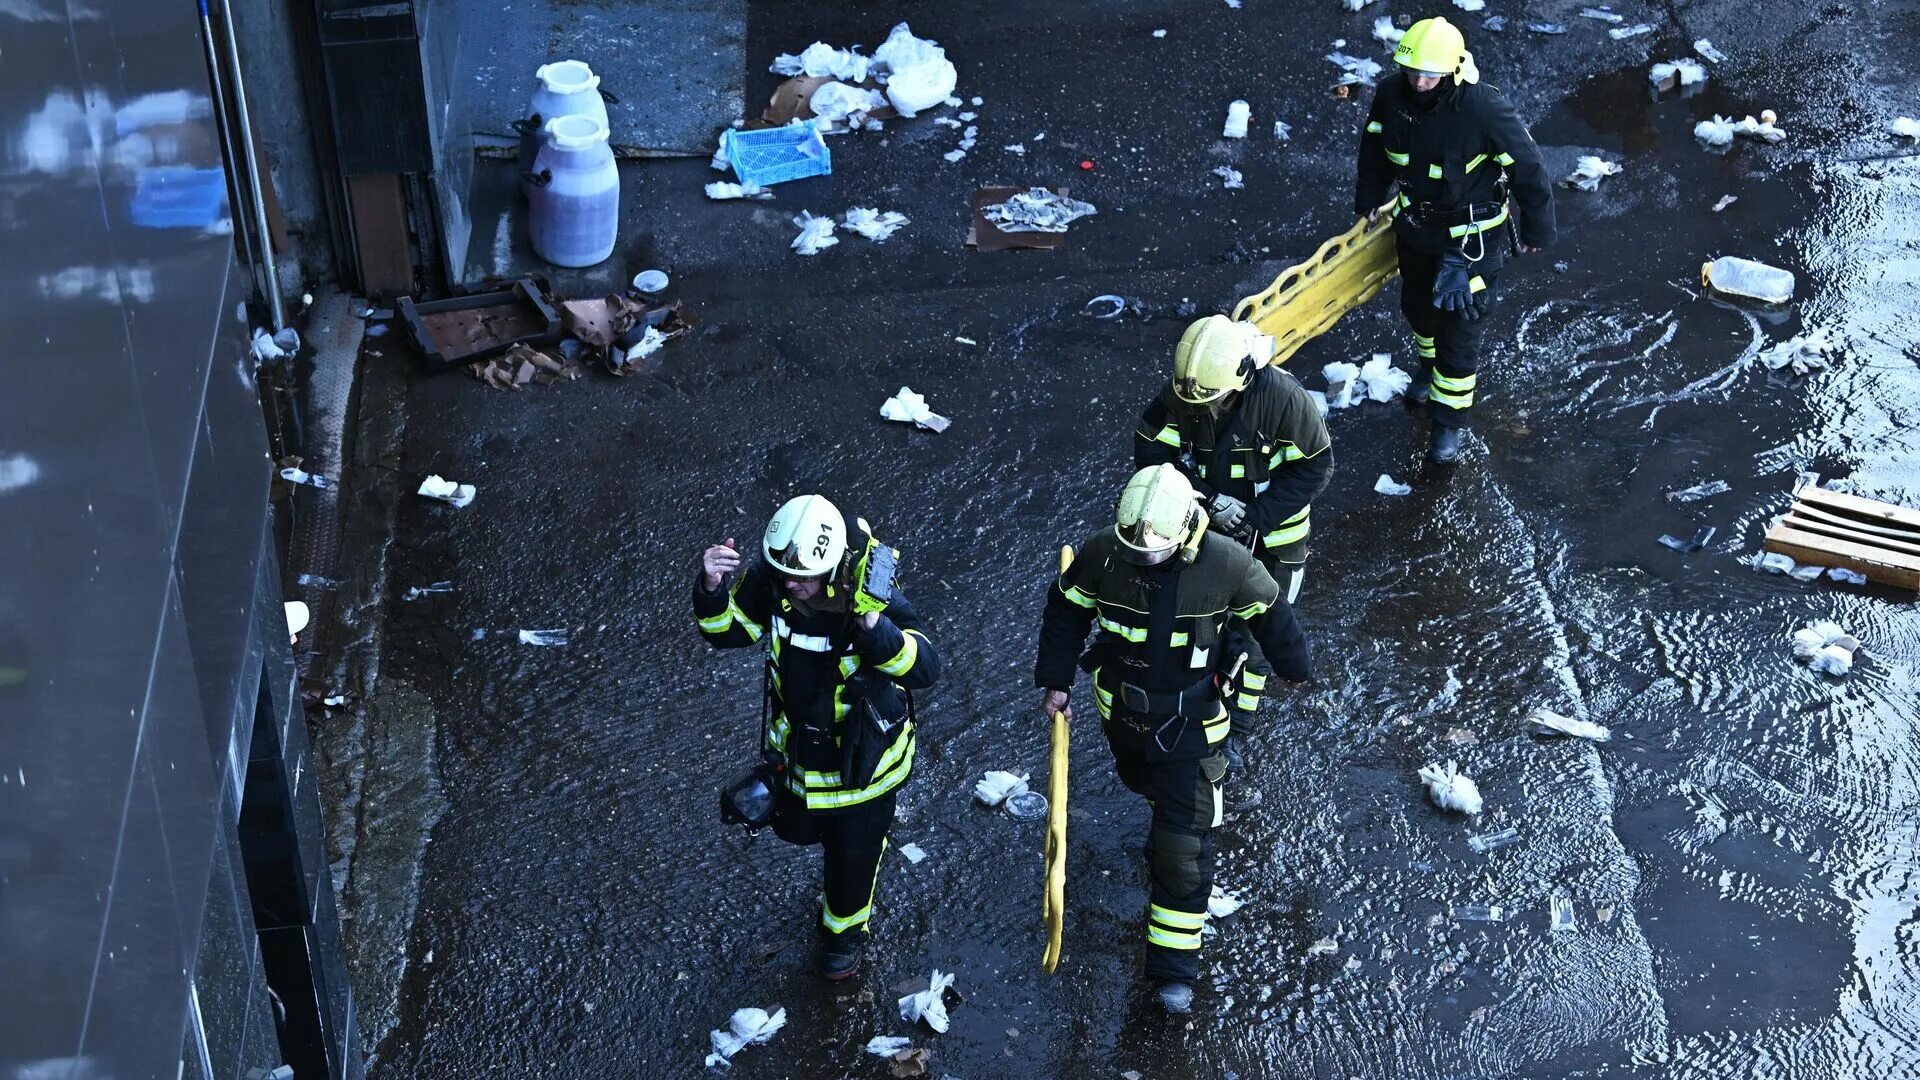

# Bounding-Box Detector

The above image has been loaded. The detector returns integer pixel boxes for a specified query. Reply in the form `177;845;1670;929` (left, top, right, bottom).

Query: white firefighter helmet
1115;464;1202;561
763;494;848;578
1172;315;1277;404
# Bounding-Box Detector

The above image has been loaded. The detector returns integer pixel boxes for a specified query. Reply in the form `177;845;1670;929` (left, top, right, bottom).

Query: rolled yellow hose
1043;545;1074;973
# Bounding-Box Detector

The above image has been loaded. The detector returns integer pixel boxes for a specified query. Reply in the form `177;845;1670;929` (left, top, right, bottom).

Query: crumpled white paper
1565;155;1623;191
1694;39;1728;63
1373;16;1405;46
1792;620;1860;676
1650;58;1709;89
842;207;909;242
1213;165;1244;189
1894;117;1920;140
1734;113;1786;143
1324;355;1409;408
866;1036;913;1057
771;42;870;83
1418;760;1484;815
876;23;957;117
791;211;840;256
704;1006;786;1069
898;970;957;1033
1760;329;1834;375
880;386;951;432
1208;885;1243;918
417;474;475;508
705;181;771;200
981;188;1096;234
1327;51;1384;87
972;770;1029;805
809;81;888;123
1374;474;1412;496
1528;706;1612;741
1694;115;1737;147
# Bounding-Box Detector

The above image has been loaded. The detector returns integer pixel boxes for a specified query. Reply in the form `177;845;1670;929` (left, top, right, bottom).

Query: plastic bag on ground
1792;620;1860;675
1322;361;1360;408
791;211;840;256
1418;760;1483;815
809;81;887;123
1735;113;1786;143
866;1036;913;1057
704;1006;786;1069
1359;353;1410;401
1327;52;1384;86
774;42;870;83
1208;885;1244;918
1373;16;1406;45
1694;39;1728;63
842;207;909;242
1891;117;1920;139
1223;100;1250;138
973;770;1029;805
1694;115;1736;147
705;181;770;200
876;24;957;117
417;474;475;507
880;387;950;432
1760;329;1834;374
1375;474;1412;496
1213;165;1244;189
898;970;958;1033
1650;58;1708;89
1565;155;1622;191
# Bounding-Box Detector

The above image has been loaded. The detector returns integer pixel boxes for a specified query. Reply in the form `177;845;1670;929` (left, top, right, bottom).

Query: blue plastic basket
128;166;230;229
725;122;832;187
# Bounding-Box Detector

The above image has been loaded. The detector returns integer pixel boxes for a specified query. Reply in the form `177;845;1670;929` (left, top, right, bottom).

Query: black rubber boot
1222;734;1246;771
1155;980;1195;1014
819;930;867;981
1407;366;1432;407
1429;423;1462;465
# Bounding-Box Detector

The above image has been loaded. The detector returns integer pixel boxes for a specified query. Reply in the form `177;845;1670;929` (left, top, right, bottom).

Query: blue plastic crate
128;166;230;229
725;122;832;187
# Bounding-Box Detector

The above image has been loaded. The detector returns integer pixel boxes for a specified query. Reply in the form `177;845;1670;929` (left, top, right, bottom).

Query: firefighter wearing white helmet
694;494;941;982
1355;14;1556;463
1034;464;1312;1014
1137;314;1332;768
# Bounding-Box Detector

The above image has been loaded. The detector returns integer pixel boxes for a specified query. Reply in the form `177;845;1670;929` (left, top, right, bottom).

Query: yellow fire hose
1232;203;1401;367
1042;545;1073;974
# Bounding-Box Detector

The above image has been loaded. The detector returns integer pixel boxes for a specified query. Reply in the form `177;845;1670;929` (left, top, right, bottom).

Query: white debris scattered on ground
1374;474;1412;496
1208;885;1244;918
1650;58;1709;89
1342;0;1383;10
1274;119;1292;140
809;81;888;124
704;1006;786;1069
1694;38;1728;63
1695;115;1737;147
250;327;300;363
1760;329;1835;375
973;770;1029;805
1829;567;1869;585
1453;0;1485;11
954;336;978;346
1578;6;1624;22
790;211;840;255
771;41;870;82
875;23;958;116
417;474;474;507
1757;551;1797;575
517;628;568;647
705;180;771;200
899;842;927;864
620;326;667;366
1033;132;1046;141
1327;51;1385;86
1418;760;1484;815
943;149;966;163
279;466;329;489
1610;23;1655;40
1323;354;1410;407
981;187;1097;233
1712;194;1738;212
933;117;962;129
1668;478;1731;502
1735;111;1786;142
1892;117;1920;139
1223;99;1251;138
1225;0;1241;8
1565;155;1622;191
879;387;951;432
1529;706;1612;741
842;207;909;242
866;1036;913;1057
1307;389;1329;415
1153;28;1168;37
1213;165;1245;189
898;970;958;1033
1373;16;1406;46
1004;143;1026;155
1792;620;1861;676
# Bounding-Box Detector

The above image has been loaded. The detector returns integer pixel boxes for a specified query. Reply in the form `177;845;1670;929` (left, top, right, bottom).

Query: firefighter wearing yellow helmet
1356;15;1557;463
1034;464;1312;1014
1136;314;1332;772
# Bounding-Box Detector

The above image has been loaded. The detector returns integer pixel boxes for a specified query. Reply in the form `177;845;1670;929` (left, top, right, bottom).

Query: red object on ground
1080;160;1094;170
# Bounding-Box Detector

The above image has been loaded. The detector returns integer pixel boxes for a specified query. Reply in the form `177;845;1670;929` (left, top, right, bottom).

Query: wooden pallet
1764;487;1920;591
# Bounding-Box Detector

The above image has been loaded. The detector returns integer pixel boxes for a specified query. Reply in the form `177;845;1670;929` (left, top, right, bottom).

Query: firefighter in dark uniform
1354;15;1556;464
1035;464;1312;1014
1134;315;1332;771
694;494;939;980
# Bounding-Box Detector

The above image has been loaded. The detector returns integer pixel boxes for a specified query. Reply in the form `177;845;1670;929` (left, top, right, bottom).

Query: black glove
1432;249;1481;321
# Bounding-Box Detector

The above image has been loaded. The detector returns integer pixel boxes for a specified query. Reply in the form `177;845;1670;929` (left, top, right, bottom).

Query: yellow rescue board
1232;204;1401;367
1042;545;1073;974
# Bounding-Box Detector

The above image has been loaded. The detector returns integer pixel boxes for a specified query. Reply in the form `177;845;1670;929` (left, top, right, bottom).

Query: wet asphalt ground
329;0;1920;1075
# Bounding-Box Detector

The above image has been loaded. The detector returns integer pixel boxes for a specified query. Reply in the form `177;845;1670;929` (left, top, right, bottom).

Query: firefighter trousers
772;787;895;940
1102;717;1227;983
1397;237;1506;429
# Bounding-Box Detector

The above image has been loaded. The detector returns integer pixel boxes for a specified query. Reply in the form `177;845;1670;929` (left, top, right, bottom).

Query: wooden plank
1784;509;1920;557
1790;502;1920;545
1765;524;1920;590
1798;486;1920;532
